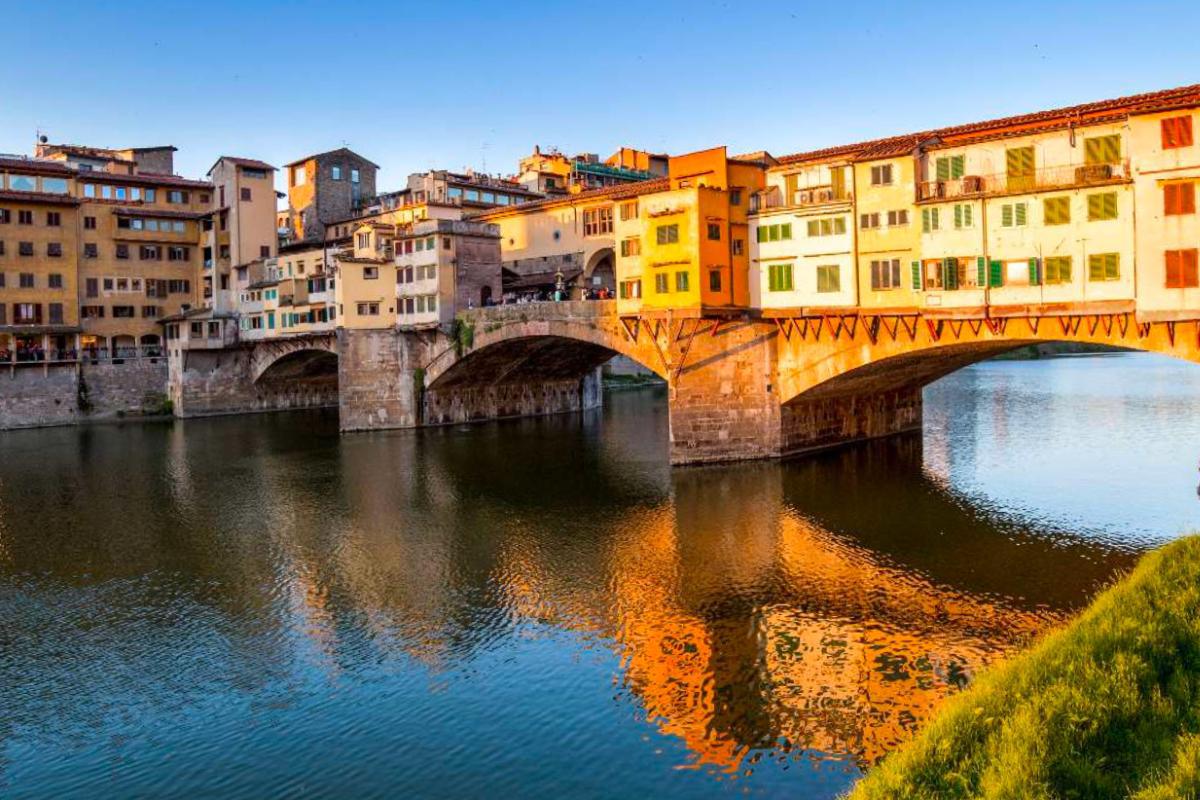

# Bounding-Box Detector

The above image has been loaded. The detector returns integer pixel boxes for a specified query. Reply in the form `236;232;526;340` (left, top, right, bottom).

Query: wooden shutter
807;220;819;237
1006;147;1035;190
976;257;986;286
922;208;931;232
1044;197;1069;225
870;261;880;290
781;223;792;239
1014;203;1026;226
1085;135;1121;165
1166;250;1182;288
831;167;846;198
936;157;950;181
889;259;900;288
1001;204;1013;227
756;226;766;243
1028;257;1040;285
989;259;1003;287
942;257;958;290
1185;249;1199;287
911;260;922;290
954;205;963;228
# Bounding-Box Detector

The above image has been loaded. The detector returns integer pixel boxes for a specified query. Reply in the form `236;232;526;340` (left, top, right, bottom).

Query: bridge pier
780;386;923;457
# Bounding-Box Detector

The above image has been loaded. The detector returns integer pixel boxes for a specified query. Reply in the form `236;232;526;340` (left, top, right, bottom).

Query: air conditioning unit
1076;164;1113;184
927;181;947;199
962;175;984;193
817;189;834;202
798;190;814;205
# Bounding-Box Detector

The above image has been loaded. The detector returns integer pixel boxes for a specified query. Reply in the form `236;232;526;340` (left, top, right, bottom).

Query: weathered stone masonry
0;358;169;430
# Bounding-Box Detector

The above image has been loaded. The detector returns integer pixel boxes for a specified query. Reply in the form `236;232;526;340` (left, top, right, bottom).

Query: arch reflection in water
0;361;1172;798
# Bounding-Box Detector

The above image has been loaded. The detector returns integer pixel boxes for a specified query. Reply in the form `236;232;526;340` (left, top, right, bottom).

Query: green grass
849;536;1200;800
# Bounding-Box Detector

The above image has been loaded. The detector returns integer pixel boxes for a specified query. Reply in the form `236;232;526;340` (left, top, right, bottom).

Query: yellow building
617;147;766;315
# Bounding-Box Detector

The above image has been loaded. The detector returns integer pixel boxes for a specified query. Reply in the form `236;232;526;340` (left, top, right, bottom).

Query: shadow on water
0;354;1191;799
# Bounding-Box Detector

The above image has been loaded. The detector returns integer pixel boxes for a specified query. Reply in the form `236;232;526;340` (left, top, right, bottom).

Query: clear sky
3;0;1198;197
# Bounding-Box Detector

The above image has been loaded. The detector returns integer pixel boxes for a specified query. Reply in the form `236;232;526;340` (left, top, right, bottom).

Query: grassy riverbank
849;535;1200;799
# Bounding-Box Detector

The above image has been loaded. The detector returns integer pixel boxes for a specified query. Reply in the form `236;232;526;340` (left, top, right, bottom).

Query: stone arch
250;334;338;383
583;247;616;294
424;309;667;389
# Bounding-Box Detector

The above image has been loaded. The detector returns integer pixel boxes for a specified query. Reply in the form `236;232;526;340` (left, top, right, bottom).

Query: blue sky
3;0;1198;195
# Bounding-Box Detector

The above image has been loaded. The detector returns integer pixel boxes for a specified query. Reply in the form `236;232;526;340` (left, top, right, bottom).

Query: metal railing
917;160;1131;201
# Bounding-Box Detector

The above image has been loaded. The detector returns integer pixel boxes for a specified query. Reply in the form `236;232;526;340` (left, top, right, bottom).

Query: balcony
752;186;852;212
917;160;1131;202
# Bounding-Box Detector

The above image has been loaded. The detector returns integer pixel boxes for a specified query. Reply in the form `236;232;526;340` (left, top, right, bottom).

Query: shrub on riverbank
849;535;1200;800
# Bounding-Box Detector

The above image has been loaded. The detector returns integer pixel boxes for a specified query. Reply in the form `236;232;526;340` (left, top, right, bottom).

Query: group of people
471;285;616;308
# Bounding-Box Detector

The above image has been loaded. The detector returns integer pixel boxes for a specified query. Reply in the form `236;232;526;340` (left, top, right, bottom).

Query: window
0;209;8;223
207;322;220;338
13;303;40;324
1044;196;1071;225
18;210;32;225
145;189;155;202
240;187;251;201
46;303;63;324
707;223;721;240
767;263;793;292
8;175;35;191
1088;192;1118;221
46;242;62;258
84;243;98;258
167;190;188;204
140;245;161;260
112;305;135;318
870;259;902;290
116;244;129;260
860;212;881;230
1006;146;1035;190
887;209;909;226
1084;134;1121;165
620;237;641;257
935;155;965;181
953;204;973;228
363;266;379;280
1000;202;1028;228
356;302;379;316
84;215;96;229
19;272;34;287
1164;183;1196;216
654;273;669;293
730;189;742;205
582;207;613;236
921;207;940;232
805;218;844;237
732;239;744;256
351;169;360;183
46;211;61;226
81;305;103;319
260;245;271;258
757;223;793;241
142;306;160;319
619;279;641;299
18;242;33;256
656;224;679;244
870;164;894;185
1165;249;1200;288
168;246;189;262
169;279;191;294
101;185;112;200
1162;116;1194;149
708;269;722;291
1044;256;1072;284
332;166;342;180
83;184;96;198
674;271;689;291
48;273;63;288
1088;252;1120;281
816;264;840;293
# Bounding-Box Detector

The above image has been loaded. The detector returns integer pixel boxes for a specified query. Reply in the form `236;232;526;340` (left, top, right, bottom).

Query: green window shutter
756;226;765;243
807;220;819;237
989;259;1003;287
1088;254;1104;281
781;223;792;240
954;204;963;228
964;205;973;227
943;257;958;290
951;155;965;179
1015;203;1026;226
1028;257;1040;285
911;260;922;290
931;208;938;230
1107;253;1120;280
921;208;930;232
976;256;986;286
834;217;846;234
1104;193;1117;219
1001;204;1013;227
936;157;950;181
784;264;794;291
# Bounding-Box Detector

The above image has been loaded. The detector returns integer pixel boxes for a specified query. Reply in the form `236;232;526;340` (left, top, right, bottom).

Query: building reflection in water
0;376;1158;792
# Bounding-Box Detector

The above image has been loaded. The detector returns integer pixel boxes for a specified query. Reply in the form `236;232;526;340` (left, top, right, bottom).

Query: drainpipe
849;163;860;307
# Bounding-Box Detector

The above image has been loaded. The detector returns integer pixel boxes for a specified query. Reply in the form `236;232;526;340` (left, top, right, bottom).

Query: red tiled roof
471;177;670;219
775;83;1200;166
78;170;212;189
0;157;76;177
283;147;380;169
208;156;276;175
111;206;206;220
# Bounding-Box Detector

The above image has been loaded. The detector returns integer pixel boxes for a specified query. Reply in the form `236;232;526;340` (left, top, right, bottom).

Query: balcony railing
752;187;853;212
917;160;1131;201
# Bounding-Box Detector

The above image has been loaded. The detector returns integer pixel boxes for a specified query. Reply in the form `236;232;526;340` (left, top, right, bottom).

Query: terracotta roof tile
471;177;670;219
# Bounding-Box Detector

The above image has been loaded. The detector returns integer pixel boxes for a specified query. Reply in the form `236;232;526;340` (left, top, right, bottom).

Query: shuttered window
806;218;844;237
1045;256;1072;284
655;224;678;245
1087;192;1118;221
1088;252;1120;281
654;273;669;293
953;203;973;228
767;263;794;292
869;259;901;290
674;271;689;291
935;155;965;181
1162;116;1195;149
910;261;922;290
1043;196;1070;225
1165;249;1200;288
1006;146;1035;190
816;264;840;293
921;207;940;232
1084;135;1121;165
1164;182;1196;216
1001;202;1027;227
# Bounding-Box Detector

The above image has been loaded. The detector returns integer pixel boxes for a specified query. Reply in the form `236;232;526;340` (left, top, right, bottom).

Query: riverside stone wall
0;358;169;430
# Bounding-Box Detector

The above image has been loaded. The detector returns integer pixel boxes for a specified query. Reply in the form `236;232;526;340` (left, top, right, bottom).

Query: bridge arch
250;334;339;384
583;247;615;295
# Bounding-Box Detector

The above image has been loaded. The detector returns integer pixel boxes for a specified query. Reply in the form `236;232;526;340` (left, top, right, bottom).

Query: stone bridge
171;299;1200;465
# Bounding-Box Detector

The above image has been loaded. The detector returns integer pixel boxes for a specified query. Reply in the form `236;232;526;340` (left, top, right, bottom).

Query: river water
2;352;1199;798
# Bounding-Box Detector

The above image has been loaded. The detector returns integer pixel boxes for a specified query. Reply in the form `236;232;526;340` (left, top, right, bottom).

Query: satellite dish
38;135;48;144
